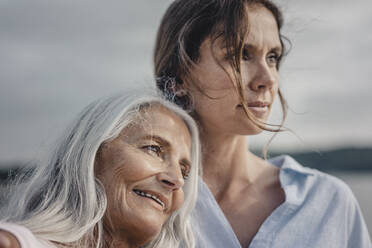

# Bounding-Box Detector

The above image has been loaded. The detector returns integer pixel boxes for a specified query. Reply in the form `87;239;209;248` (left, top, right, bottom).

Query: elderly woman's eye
242;48;253;61
180;164;190;180
142;145;162;157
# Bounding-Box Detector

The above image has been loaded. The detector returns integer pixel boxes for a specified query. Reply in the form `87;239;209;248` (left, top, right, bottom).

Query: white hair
0;88;200;248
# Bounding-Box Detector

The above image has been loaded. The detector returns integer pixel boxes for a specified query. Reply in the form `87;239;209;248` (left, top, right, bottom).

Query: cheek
104;176;128;214
270;82;279;99
100;168;131;207
193;85;237;108
272;70;280;88
115;157;158;183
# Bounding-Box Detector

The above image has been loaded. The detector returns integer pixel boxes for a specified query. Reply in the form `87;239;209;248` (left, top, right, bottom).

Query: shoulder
303;163;356;203
0;230;21;248
313;169;354;196
310;170;372;246
277;155;352;190
274;155;357;206
0;222;49;248
277;156;372;247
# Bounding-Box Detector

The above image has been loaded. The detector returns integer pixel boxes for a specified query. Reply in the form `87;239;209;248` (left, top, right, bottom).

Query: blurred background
0;0;371;234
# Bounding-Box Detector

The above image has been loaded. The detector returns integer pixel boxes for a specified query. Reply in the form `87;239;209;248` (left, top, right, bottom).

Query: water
332;172;372;236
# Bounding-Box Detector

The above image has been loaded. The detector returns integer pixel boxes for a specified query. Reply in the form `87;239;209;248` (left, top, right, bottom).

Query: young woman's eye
142;145;162;157
267;52;280;65
180;164;190;180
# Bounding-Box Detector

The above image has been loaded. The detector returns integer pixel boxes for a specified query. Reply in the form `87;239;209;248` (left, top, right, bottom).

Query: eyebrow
139;135;171;148
180;158;191;169
139;135;192;167
269;46;283;55
243;44;283;54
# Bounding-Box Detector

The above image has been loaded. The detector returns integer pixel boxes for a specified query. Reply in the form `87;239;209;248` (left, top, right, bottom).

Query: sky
0;0;371;164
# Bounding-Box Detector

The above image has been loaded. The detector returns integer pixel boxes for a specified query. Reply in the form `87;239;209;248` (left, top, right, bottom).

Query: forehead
244;5;281;47
208;4;281;49
123;104;192;148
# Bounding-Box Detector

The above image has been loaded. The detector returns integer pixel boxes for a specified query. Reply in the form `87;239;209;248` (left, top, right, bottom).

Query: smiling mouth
133;189;165;209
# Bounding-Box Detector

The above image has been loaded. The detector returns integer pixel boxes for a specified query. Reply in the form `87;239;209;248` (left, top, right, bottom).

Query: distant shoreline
1;147;372;180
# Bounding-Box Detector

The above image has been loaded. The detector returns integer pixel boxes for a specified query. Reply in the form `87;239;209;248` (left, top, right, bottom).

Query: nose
157;166;185;191
248;60;276;92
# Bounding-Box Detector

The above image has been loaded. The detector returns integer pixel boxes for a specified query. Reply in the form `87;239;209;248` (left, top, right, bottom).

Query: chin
111;213;165;247
239;127;264;136
137;223;163;246
236;119;268;135
136;215;165;242
251;127;265;135
120;220;163;248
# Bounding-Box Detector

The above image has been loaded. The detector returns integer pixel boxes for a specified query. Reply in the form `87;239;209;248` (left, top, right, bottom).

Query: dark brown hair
154;0;289;132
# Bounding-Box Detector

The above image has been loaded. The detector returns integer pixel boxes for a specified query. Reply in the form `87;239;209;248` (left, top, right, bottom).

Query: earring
159;76;192;111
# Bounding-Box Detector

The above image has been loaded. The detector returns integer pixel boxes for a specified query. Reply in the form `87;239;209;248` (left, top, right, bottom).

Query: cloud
0;0;371;163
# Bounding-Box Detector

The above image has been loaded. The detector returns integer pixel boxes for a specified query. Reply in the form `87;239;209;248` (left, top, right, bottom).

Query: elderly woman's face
96;104;192;246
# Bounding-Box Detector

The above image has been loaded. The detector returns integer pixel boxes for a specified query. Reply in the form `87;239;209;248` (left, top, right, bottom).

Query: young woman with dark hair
154;0;371;247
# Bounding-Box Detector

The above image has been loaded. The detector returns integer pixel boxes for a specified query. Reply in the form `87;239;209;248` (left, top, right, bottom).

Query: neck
201;130;253;178
102;237;139;248
200;129;265;198
102;228;144;248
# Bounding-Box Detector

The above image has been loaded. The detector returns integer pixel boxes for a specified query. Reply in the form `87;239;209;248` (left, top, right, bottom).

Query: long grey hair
0;89;200;248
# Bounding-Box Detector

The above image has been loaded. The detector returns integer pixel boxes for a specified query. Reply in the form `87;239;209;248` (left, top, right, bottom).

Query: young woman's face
189;5;282;136
96;104;192;246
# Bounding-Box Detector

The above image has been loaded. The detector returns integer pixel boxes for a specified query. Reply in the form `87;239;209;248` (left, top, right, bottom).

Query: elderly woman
0;89;200;248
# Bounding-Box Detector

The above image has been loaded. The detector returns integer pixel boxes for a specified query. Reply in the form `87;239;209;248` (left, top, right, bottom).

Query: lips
237;101;270;115
247;101;270;108
133;189;168;210
237;101;270;108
